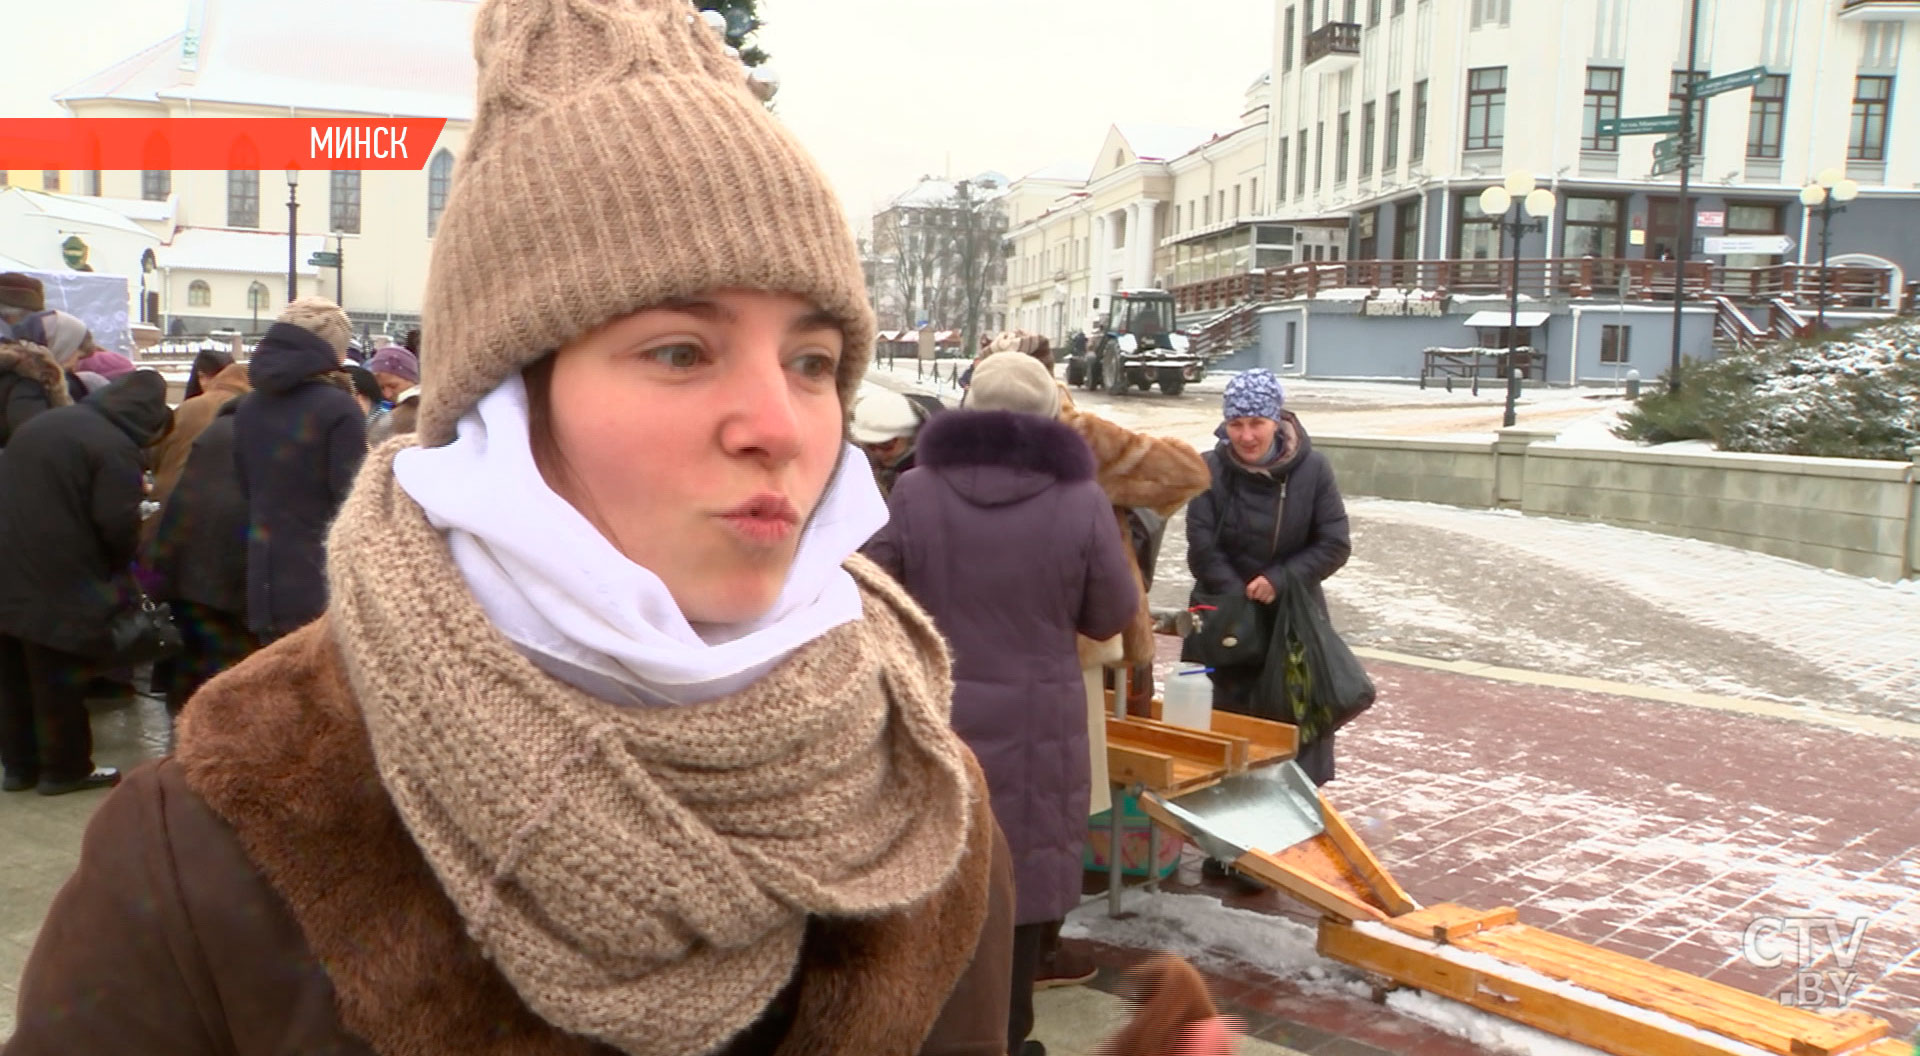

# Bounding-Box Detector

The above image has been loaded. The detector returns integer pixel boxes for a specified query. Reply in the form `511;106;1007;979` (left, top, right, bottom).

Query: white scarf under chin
391;375;889;707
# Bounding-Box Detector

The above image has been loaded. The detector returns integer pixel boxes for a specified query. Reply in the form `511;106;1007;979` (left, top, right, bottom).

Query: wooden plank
1206;711;1300;762
1388;903;1516;943
1319;796;1420;916
1320;921;1805;1056
1233;838;1391;923
1106;745;1175;790
1121;716;1252;771
1107;717;1234;771
1453;924;1891;1056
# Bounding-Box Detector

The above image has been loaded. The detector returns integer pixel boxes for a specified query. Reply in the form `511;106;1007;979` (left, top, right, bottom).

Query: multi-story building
1008;0;1920;381
30;0;474;338
866;173;1011;338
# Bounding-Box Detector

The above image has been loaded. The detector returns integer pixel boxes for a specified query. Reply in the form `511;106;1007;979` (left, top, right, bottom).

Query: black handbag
1179;591;1270;670
108;595;183;666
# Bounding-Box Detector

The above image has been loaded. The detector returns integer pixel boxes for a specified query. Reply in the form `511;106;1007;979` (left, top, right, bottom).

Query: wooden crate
1322;907;1901;1056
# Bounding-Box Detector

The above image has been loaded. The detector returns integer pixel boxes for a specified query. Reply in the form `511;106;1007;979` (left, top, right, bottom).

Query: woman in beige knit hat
9;1;1013;1053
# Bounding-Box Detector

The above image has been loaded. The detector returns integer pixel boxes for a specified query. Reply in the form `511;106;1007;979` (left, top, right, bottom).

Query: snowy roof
73;195;176;225
1115;124;1222;162
58;0;479;120
160;227;328;276
1022;161;1089;184
1;188;155;240
889;174;1011;209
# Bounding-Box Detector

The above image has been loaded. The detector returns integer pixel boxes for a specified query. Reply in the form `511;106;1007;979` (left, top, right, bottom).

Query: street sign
309;251;342;267
1696;210;1725;229
1598;114;1680;137
1650;155;1684;177
1704;234;1795;255
1690;66;1767;99
1652;135;1685;161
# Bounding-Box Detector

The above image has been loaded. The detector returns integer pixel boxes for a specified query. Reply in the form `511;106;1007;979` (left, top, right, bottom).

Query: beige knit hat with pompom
416;0;874;446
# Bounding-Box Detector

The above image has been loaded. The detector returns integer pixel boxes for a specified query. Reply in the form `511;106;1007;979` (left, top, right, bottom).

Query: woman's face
1225;416;1278;462
539;289;847;626
374;372;410;402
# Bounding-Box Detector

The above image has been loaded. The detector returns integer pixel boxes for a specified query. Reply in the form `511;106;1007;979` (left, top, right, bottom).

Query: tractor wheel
1157;367;1186;397
1133;375;1154;391
1084;354;1103;391
1065;356;1086;387
1102;341;1128;395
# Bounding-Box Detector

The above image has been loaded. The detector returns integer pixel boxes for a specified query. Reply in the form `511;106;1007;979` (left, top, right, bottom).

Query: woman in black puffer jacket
1185;369;1351;785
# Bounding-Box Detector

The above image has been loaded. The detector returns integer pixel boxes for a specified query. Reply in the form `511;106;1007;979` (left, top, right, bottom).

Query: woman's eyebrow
791;310;841;334
653;297;734;324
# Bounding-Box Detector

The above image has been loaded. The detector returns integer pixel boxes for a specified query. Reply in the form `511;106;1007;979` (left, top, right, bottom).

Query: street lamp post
1479;172;1556;428
285;169;300;303
1798;168;1859;333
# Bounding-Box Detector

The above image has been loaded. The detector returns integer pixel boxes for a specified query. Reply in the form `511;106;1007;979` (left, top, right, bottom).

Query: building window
1344;0;1358;21
1583;67;1622;151
1562;195;1622;258
0;172;8;186
1314;121;1326;190
1384;91;1401;170
1233;185;1242;218
1600;324;1630;363
87;171;102;196
1277;138;1290;202
1747;74;1787;160
247;282;270;315
1296;129;1308;197
427;149;454;236
1470;0;1510;28
1669;70;1708;143
1410;80;1429;163
142;169;171;201
1392;0;1405;14
1368;0;1381;26
42;171;60;191
1250;177;1259;213
227;169;259;228
1283;6;1295;72
1464;67;1506;151
1360;101;1377;176
1335;112;1351;184
188;280;212;308
1455;193;1501;259
1203;195;1211;226
1849;75;1893;162
330;170;362;233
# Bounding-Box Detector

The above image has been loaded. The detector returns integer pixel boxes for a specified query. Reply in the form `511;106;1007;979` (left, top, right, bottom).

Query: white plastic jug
1160;669;1214;731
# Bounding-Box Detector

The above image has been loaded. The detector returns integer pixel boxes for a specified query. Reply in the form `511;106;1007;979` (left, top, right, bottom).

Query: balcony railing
1303;22;1362;66
1170;258;1899;315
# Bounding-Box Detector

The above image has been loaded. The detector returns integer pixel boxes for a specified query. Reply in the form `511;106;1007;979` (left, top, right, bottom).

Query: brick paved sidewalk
1119;645;1920;1048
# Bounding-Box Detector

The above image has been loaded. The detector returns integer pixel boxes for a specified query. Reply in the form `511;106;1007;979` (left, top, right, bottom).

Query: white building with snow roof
865;173;1010;336
36;0;476;337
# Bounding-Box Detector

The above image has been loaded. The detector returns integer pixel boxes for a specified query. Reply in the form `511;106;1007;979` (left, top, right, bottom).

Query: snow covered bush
1615;317;1920;460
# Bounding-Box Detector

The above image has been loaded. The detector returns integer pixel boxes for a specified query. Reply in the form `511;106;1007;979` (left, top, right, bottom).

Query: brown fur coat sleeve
1062;410;1211;516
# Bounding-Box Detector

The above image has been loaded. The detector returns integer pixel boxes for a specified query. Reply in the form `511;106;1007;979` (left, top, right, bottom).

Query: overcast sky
4;0;1275;224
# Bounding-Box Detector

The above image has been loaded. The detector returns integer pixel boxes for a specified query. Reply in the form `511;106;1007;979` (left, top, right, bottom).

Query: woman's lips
718;493;800;546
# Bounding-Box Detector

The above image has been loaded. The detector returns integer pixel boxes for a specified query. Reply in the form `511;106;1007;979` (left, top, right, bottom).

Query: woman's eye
792;351;838;380
645;343;703;369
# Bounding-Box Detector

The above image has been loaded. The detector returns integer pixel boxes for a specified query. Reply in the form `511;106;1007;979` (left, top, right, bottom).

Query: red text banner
0;118;450;171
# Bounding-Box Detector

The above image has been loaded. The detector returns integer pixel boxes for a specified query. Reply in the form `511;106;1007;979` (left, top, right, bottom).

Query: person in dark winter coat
233;300;367;641
1185;369;1351;785
0;340;72;448
867;351;1139;1056
0;371;173;794
145;398;258;715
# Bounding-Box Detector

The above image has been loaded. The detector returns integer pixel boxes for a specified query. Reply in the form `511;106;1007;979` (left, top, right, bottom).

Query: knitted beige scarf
326;442;976;1056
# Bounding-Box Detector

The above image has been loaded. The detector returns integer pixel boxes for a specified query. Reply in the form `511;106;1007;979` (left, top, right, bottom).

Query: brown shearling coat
1058;392;1210;665
148;362;251;508
6;621;1016;1056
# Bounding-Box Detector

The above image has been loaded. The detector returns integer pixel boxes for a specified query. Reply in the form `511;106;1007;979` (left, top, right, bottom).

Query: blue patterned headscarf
1222;369;1284;423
